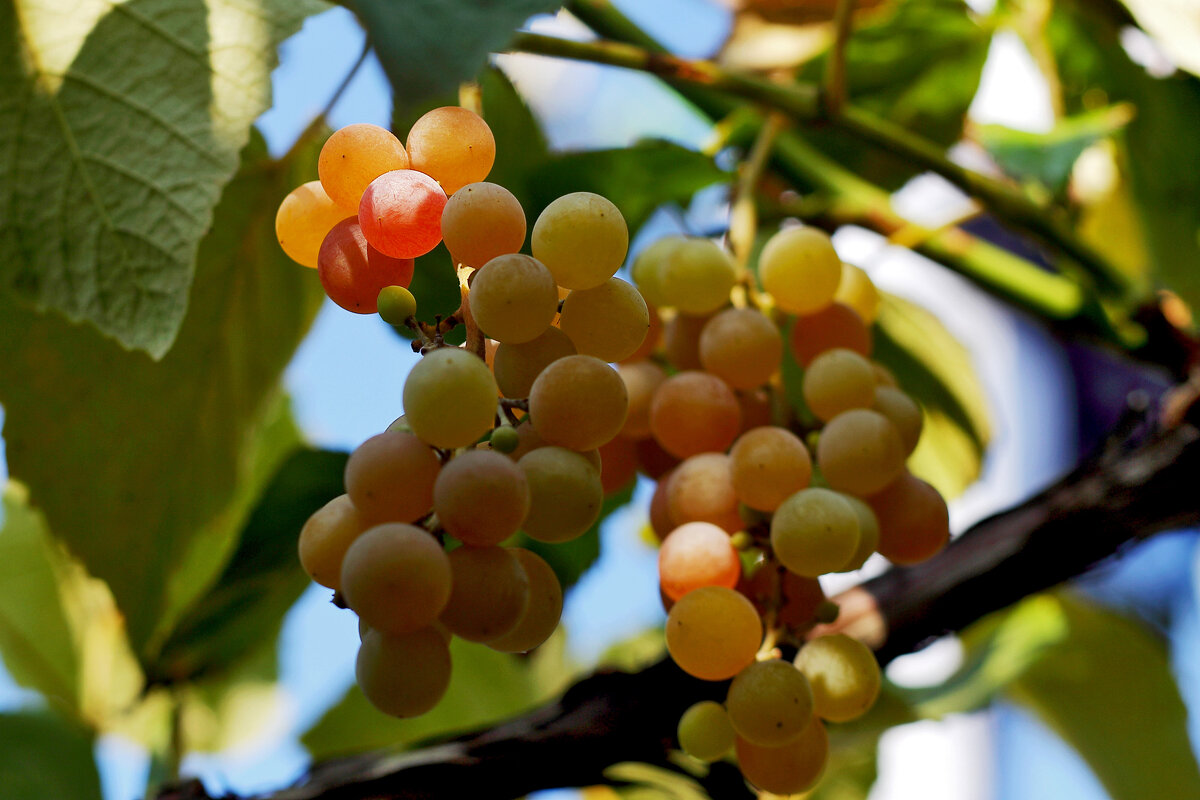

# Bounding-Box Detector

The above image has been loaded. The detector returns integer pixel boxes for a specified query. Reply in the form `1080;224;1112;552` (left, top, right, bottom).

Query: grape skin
631;235;686;308
835;263;880;324
770;488;861;578
757;225;841;315
665;586;762;681
488;549;563;653
617;361;667;439
441;182;526;267
816;408;906;496
318;123;410;210
802;348;877;422
493;326;577;398
658;521;741;601
658;238;737;315
666;453;743;533
532;192;628;290
359;169;447;259
529;355;628;452
356;627;451;718
728;426;813;512
559;278;650;363
873;385;923;455
298;494;365;591
698;307;783;390
276;181;351;268
344;431;441;526
432;450;530;546
790;302;872;367
677;701;736;762
468;253;558;344
403;347;499;449
866;472;949;564
794;634;882;722
726;659;814;746
406;106;496;195
340;524;452;636
649;371;741;459
736;717;828;795
518;447;603;543
439;546;531;643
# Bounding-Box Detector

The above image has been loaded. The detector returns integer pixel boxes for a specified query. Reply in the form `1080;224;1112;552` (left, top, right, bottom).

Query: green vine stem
824;0;858;114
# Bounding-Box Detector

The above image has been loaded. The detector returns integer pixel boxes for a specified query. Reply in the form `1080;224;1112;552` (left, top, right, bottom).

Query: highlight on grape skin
358;169;448;259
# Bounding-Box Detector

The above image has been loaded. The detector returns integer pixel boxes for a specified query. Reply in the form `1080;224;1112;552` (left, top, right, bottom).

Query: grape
318;218;415;314
468;254;558;344
598;435;638;494
439;545;530;642
802;348;877;422
728;426;812;512
735;718;828;795
532;192;628;289
433;450;530;546
559;278;650;363
663;312;709;371
344;431;441;526
665;586;762;681
518;446;603;543
493;326;576;398
677;701;736;762
623;303;662;363
276;181;350;268
488;549;563;653
617;361;667;439
377;285;417;325
698;307;783;390
529;355;628;451
404;347;499;449
838;494;880;571
658;521;741;600
649;469;677;539
758;225;841;315
835;263;880;324
790;302;872;367
794;634;881;722
490;425;520;454
738;566;825;630
359;169;447;259
650;371;741;459
816;409;906;495
872;361;898;387
873;386;923;454
866;472;949;564
341;524;451;635
737;388;773;432
319;124;410;210
439;181;525;267
666;453;743;533
298;494;365;591
635;436;680;480
726;659;813;746
631;235;685;308
406;106;496;195
659;238;737;315
770;488;860;577
356;627;451;718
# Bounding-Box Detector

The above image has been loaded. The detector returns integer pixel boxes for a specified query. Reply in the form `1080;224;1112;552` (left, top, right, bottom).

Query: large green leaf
0;131;326;659
0;0;324;356
0;712;102;800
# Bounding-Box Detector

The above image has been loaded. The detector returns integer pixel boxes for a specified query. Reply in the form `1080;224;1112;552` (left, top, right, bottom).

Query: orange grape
698;308;783;389
406;106;496;194
650;372;741;458
469;253;558;344
728;426;812;512
433;450;530;546
276;181;350;268
666;586;762;681
441;181;525;267
790;302;872;366
488;549;564;653
559;278;650;363
529;355;628;451
319;123;409;210
736;718;828;795
344;431;441;526
439;546;530;642
617;361;667;439
341;524;451;635
658;521;741;600
816;409;906;496
493;326;577;398
298;494;365;591
867;472;949;564
666;453;743;533
356;627;450;717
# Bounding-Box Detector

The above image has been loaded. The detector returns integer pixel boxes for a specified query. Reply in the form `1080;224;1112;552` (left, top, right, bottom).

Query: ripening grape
663;312;709;371
726;659;814;746
631;235;686;308
758;225;841;315
873;386;923;454
666;453;743;533
736;718;828;795
518;447;603;543
770;488;860;577
659;238;738;315
794;634;881;722
665;586;762;681
404;347;499;449
529;355;628;451
649;469;677;539
790;302;873;367
359;169;447;258
650;371;741;459
866;472;949;564
816;409;906;496
636;436;680;480
698;308;783;390
677;701;736;762
835;263;880;324
319;124;410;210
728;426;812;512
490;425;520;454
406;106;496;195
433;450;530;546
341;524;451;635
318;218;416;314
623;303;662;363
532;192;628;289
493;326;577;398
559;278;650;363
838;494;880;571
439;546;530;642
802;348;877;422
298;494;365;591
441;182;526;267
488;549;563;653
344;431;441;526
357;627;451;717
377;285;417;325
598;435;638;494
658;521;741;600
276;181;351;268
617;361;667;439
738;388;774;433
739;566;825;630
469;254;558;344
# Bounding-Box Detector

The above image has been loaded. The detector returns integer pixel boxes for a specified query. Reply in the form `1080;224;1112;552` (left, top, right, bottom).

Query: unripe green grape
726;659;814;746
298;494;365;591
873;385;923;455
356;627;450;718
835;262;880;324
838;494;880;571
403;347;498;448
532;192;628;289
276;181;350;268
559;278;650;363
698;307;783;390
377;285;417;326
490;425;519;454
439;546;530;643
529;355;628;451
816;409;906;496
632;236;686;307
659;238;737;315
488;549;563;653
665;586;762;681
433;450;530;546
406;106;495;195
802;348;877;422
728;426;813;512
493;326;576;398
344;431;441;526
440;181;525;267
677;701;735;762
757;225;841;315
518;447;603;543
794;634;881;722
341;524;451;636
735;717;828;795
770;488;860;577
469;254;558;344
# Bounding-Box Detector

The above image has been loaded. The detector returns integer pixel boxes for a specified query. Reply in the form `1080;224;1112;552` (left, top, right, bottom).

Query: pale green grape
532;192;628;289
403;347;498;448
341;524;452;635
873;385;923;455
770;488;860;577
659;238;737;315
632;236;686;308
677;701;735;762
726;659;813;746
802;348;876;422
794;634;881;722
838;494;880;571
356;627;451;718
440;181;525;267
518;446;603;543
757;225;841;314
468;254;558;344
559;278;650;362
835;263;880;324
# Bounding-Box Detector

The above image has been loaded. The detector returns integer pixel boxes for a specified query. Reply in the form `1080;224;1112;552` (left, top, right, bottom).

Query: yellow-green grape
529;355;628;451
490;425;520;454
726;659;814;746
341;524;452;635
298;494;365;591
838;494;880;571
735;718;828;795
677;701;736;762
356;627;450;718
468;254;558;344
275;181;349;268
318;123;410;209
617;360;667;439
518;446;603;543
802;348;877;422
758;225;841;315
794;634;882;722
728;426;812;512
770;488;860;577
439;546;530;643
344;431;441;526
698;307;783;390
433;450;530;546
406;106;496;195
873;385;923;455
532;192;628;290
816;409;906;496
404;347;499;448
666;453;743;534
559;278;650;362
835;263;880;324
488;549;563;653
665;586;762;681
440;181;525;267
493;326;577;398
377;286;417;325
632;236;686;307
659;238;737;315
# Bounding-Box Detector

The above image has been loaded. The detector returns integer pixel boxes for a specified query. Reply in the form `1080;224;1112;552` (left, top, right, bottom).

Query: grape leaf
0;712;102;800
0;0;324;357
